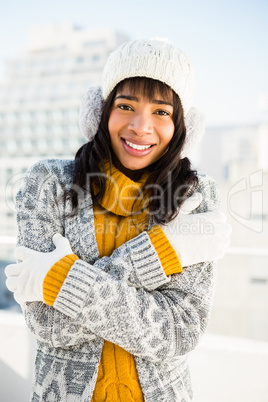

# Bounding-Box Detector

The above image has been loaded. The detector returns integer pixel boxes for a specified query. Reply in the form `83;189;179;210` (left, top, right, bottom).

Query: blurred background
0;0;267;401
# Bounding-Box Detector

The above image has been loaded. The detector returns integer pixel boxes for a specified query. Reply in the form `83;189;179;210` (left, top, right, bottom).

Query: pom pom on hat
182;107;205;158
79;86;103;142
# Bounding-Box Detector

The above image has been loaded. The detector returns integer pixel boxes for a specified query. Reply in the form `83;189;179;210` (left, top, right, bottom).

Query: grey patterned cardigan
17;159;220;402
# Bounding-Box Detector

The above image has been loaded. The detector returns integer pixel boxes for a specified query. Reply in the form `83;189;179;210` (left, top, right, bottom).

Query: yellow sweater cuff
148;225;182;276
43;254;79;306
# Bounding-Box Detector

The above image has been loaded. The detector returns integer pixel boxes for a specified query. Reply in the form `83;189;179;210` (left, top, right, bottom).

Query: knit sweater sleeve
16;159;98;348
147;225;182;275
43;225;181;306
17;159;172;346
43;254;79;305
43;221;182;306
52;175;220;363
18;159;219;357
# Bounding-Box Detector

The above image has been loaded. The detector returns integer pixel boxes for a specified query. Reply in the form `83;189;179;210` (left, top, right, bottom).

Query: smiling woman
108;81;175;173
73;72;194;222
5;38;231;402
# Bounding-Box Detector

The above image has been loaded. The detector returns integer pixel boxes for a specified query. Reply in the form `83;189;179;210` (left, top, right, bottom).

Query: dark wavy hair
65;77;198;224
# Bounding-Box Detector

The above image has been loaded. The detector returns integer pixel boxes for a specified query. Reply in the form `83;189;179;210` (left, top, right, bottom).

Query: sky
0;0;267;126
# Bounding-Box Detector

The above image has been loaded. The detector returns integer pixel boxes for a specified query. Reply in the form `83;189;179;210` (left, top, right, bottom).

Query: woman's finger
180;192;202;215
6;276;18;292
5;263;22;277
53;232;72;251
52;233;63;245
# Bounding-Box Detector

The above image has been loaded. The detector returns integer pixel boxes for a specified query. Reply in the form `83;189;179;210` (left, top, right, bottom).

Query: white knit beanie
79;38;205;158
102;39;195;115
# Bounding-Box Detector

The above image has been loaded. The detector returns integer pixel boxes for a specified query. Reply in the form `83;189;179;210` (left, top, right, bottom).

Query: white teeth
125;140;152;150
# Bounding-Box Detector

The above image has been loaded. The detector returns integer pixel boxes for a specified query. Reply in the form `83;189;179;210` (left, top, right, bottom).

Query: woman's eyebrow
152;99;174;107
115;95;173;107
115;95;138;101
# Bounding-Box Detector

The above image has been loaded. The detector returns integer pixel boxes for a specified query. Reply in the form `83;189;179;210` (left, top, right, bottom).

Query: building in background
0;24;128;261
192;120;268;342
193;121;268;246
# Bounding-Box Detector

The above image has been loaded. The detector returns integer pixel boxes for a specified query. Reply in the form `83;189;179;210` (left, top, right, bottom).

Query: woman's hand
161;194;232;266
5;234;74;305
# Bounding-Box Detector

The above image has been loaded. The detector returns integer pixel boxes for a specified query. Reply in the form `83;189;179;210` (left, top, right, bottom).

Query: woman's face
108;84;175;174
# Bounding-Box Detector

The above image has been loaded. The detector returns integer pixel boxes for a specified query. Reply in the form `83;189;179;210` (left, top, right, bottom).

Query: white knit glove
161;194;231;266
5;234;74;305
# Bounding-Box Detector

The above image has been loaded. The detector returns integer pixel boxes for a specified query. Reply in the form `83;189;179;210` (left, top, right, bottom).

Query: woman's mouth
121;138;155;156
124;139;152;150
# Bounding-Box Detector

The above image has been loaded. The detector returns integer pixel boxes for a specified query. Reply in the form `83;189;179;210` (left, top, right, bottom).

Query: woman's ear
181;107;205;158
79;86;104;142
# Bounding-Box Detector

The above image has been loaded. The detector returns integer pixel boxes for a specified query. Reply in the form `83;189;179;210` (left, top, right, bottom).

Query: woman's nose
128;112;153;135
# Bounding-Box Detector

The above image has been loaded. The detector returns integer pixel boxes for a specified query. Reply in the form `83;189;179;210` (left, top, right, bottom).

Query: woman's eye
155;110;169;116
118;104;133;111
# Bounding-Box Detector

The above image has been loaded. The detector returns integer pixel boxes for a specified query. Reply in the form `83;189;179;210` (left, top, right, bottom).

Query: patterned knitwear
43;164;182;401
18;158;219;401
101;39;195;116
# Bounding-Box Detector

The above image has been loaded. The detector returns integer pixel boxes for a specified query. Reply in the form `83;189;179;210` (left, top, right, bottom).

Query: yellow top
43;164;182;401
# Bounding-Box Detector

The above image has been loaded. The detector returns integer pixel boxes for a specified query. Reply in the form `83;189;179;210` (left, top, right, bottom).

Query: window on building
6;113;17;124
68;82;79;94
61;109;70;119
30;111;37;120
53;125;63;135
36;125;47;136
36;84;46;98
69;109;79;120
60;58;71;70
91;54;101;62
21;112;31;123
6;168;13;179
7;141;17;153
46;124;53;134
36;111;47;123
69;123;79;133
52;110;63;121
21;127;32;137
22;140;33;153
30;138;37;148
61;124;69;134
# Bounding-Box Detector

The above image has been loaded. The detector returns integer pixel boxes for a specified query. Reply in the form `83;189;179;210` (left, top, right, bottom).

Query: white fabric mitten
161;194;231;266
5;234;74;305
